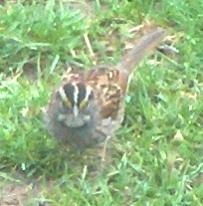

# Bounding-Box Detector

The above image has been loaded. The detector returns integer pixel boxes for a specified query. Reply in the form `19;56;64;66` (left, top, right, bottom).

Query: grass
0;0;203;205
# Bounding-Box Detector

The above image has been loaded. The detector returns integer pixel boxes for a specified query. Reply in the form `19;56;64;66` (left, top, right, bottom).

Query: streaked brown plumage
44;27;166;150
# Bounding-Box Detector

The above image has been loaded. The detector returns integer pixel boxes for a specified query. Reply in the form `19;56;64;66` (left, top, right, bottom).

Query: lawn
0;0;202;205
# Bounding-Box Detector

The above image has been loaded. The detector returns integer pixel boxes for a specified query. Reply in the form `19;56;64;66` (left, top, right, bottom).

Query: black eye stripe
77;83;86;106
63;83;75;106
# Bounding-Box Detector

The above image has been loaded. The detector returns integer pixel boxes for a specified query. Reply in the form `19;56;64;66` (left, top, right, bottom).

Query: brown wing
86;65;128;93
85;66;127;119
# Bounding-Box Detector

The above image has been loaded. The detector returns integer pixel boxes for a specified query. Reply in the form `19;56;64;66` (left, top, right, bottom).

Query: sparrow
44;27;165;154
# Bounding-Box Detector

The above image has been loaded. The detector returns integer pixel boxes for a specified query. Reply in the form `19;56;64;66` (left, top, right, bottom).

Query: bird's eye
79;100;88;109
63;99;72;108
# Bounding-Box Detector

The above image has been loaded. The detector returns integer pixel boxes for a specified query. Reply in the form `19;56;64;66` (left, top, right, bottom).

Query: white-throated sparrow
44;28;165;152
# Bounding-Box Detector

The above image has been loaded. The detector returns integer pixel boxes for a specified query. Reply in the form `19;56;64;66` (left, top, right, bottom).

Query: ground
0;0;203;205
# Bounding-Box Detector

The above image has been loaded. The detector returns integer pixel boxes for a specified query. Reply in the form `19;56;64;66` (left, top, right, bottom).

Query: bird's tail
117;27;166;76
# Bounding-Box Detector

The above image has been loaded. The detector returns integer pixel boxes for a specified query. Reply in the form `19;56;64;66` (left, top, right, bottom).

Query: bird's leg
101;136;111;162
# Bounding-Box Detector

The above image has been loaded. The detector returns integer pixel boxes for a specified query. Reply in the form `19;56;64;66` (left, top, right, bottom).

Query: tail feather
117;27;166;75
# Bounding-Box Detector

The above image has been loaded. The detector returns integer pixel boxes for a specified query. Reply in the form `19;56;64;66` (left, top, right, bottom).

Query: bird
44;27;165;158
